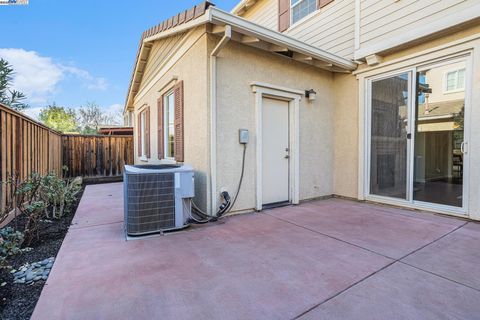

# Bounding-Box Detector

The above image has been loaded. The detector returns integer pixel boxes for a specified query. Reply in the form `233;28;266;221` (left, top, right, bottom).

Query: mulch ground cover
0;187;84;320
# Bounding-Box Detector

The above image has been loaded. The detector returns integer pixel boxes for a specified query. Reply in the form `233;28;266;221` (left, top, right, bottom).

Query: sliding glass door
369;73;410;200
367;57;469;212
413;60;466;208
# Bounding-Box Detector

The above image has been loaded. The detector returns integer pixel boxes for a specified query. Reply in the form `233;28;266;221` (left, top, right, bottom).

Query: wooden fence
0;103;133;216
62;135;134;179
0;104;63;211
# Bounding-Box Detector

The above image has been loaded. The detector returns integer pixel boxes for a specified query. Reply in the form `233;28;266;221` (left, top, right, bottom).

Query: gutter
209;25;232;215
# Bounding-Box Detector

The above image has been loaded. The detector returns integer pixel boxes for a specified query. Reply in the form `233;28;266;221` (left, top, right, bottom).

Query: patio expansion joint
397;222;480;293
267;214;471;319
265;213;394;260
292;259;397;319
69;220;124;231
395;221;468;261
397;260;480;293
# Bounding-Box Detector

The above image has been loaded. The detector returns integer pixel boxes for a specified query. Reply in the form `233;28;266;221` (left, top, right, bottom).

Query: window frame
444;68;466;93
163;90;175;160
290;0;317;27
139;110;147;161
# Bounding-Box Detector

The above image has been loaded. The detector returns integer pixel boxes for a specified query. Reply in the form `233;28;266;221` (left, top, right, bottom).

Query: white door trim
251;82;302;211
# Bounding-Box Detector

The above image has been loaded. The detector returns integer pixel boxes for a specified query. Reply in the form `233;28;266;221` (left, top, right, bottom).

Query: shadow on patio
32;183;480;320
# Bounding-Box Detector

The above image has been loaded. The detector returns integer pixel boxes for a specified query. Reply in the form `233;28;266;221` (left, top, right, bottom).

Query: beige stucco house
124;0;480;220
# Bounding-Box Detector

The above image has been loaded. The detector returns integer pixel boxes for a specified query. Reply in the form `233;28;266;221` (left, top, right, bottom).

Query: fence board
61;135;133;179
0;104;63;215
0;104;133;222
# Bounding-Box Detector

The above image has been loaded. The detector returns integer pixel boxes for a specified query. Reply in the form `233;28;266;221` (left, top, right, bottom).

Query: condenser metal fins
124;164;194;238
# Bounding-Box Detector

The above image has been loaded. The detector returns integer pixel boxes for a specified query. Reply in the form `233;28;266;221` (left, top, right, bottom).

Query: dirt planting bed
0;187;84;320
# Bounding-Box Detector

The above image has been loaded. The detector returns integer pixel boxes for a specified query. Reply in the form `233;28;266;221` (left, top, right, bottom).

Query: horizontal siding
140;32;188;89
242;0;278;30
286;0;355;59
239;0;356;59
359;0;477;49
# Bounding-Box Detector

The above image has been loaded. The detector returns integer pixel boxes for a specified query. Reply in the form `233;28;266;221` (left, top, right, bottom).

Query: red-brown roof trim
142;1;213;43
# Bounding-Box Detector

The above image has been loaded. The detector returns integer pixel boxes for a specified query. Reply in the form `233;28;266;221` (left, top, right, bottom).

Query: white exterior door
262;98;290;205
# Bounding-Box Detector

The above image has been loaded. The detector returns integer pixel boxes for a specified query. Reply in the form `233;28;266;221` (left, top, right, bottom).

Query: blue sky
0;0;239;120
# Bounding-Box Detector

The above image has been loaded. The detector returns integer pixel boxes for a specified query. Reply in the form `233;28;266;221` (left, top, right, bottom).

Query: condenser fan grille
125;172;175;235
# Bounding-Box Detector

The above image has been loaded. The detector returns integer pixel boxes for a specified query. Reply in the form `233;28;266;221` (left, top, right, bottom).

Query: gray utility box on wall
123;164;194;237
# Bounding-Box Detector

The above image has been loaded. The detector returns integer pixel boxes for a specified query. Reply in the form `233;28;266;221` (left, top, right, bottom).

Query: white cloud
0;49;63;104
0;48;109;104
61;65;108;91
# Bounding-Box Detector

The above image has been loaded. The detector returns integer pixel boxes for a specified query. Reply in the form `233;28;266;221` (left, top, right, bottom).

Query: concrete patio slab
70;183;124;229
402;222;480;290
268;198;465;259
32;183;478;319
32;184;392;320
299;262;480;320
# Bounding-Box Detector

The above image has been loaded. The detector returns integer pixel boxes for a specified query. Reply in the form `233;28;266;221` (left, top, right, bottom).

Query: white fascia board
231;0;247;14
231;0;257;15
209;7;357;71
125;44;151;111
354;3;480;60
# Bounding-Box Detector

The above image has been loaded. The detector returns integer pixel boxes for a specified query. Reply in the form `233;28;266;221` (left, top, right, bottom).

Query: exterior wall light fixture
305;89;317;101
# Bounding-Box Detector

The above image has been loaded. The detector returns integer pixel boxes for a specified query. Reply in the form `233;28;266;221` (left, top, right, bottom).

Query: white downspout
209;25;232;215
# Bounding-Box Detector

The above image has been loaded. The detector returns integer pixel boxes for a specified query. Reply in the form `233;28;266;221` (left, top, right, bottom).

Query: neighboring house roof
98;126;134;136
398;99;464;121
125;1;357;111
417;99;464;121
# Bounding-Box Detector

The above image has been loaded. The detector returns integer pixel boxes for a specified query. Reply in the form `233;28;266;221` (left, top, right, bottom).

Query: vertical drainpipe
209;25;232;215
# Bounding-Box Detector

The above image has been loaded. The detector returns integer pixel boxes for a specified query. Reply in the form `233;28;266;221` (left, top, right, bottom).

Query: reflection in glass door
413;60;466;207
369;73;410;199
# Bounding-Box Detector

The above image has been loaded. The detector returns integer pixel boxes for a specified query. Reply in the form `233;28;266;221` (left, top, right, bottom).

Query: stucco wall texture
133;29;210;212
333;73;358;199
132;30;362;213
131;23;479;220
214;35;336;212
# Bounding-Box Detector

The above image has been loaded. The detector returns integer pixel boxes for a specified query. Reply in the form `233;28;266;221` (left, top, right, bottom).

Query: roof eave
125;7;358;111
209;7;357;71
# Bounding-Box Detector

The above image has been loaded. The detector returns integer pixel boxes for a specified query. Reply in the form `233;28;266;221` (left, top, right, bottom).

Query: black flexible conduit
223;143;247;215
189;143;247;223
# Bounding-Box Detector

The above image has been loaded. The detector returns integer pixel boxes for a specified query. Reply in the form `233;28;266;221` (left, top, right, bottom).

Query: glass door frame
364;53;472;216
365;68;415;205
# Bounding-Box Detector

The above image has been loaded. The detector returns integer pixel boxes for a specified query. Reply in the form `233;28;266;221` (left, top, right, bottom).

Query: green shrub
0;227;24;268
40;172;81;219
12;170;81;245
